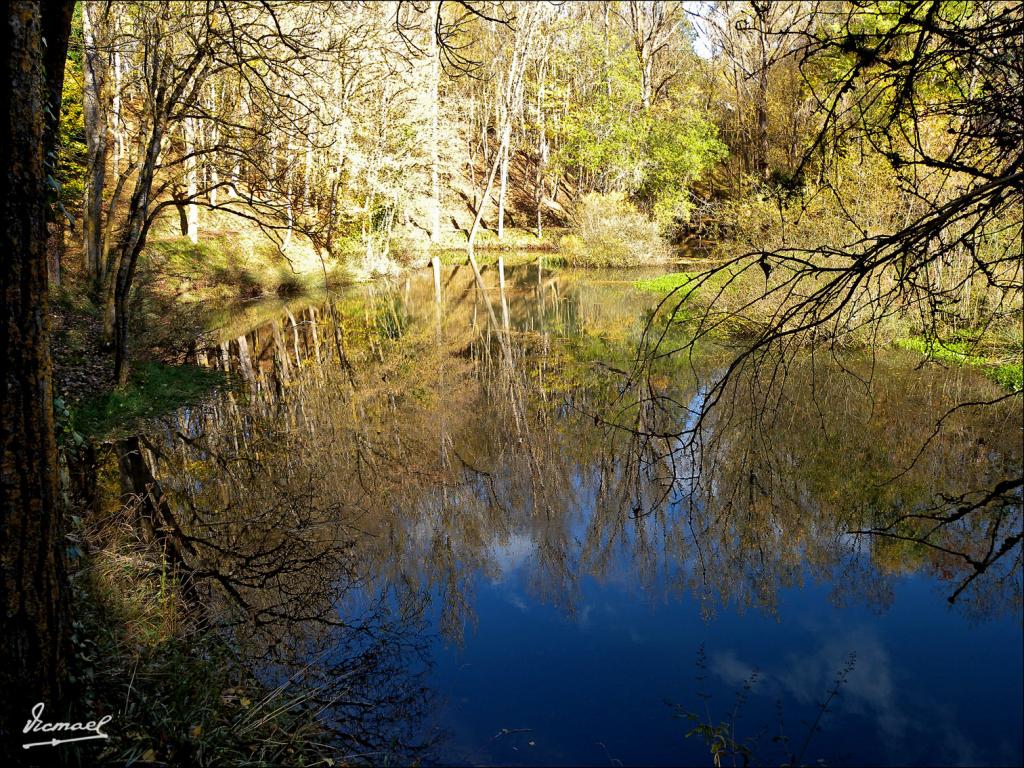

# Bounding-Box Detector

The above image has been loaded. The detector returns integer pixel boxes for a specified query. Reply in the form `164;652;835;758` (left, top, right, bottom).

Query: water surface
97;262;1023;765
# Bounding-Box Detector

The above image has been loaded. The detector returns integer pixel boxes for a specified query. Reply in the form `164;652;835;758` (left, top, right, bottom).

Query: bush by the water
563;192;671;266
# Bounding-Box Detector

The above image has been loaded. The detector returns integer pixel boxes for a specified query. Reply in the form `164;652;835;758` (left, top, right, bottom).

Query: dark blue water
423;561;1022;766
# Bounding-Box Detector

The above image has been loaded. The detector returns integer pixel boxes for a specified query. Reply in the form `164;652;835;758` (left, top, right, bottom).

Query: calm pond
89;261;1023;766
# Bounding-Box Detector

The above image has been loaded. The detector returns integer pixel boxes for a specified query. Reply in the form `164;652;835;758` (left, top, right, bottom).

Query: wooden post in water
431;255;442;305
498;255;510;331
236;334;256;385
308;307;322;364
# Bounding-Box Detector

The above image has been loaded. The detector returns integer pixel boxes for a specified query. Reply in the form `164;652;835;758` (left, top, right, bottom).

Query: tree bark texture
1;0;74;755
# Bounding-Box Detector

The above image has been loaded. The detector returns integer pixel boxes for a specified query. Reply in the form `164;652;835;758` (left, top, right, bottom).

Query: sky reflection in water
426;532;1022;766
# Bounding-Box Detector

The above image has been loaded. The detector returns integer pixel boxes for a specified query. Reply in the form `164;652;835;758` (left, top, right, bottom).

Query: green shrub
567;192;671;267
992;363;1023;392
895;336;1023;392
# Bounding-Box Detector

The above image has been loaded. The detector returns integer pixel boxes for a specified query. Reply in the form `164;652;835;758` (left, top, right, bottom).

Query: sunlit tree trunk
534;54;548;239
468;8;539;257
229;96;243;197
112;44;123;170
640;49;652;111
428;0;441;242
302;133;313;210
184;117;199;243
497;128;511;239
467;120;507;259
283;132;295;251
207;83;220;208
83;0;108;290
603;1;612;98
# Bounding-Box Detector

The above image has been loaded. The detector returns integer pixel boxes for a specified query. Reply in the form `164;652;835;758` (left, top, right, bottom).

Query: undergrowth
564;192;673;267
896;336;1023;392
66;525;332;767
73;362;226;439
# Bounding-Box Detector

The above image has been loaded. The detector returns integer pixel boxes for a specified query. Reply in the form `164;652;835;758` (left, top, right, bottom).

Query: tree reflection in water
83;263;1021;757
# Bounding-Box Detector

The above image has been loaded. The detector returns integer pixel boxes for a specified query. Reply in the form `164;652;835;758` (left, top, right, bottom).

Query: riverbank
50;205;342;428
67;518;333;765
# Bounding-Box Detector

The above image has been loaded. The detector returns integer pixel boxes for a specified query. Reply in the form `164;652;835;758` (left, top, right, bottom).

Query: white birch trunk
82;2;107;284
497;132;509;240
112;47;124;170
184;118;199;244
429;0;441;242
208;83;219;207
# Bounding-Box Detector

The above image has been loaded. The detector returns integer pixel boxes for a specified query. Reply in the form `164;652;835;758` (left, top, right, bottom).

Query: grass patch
74;362;226;438
145;204;342;301
632;271;697;294
149;235;330;299
895;336;980;363
895;336;1023;392
992;363;1024;391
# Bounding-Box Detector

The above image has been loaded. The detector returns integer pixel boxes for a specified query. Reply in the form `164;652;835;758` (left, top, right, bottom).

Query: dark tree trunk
755;68;769;178
176;201;189;236
41;1;74;156
171;188;190;236
112;118;165;385
753;1;771;179
1;0;74;756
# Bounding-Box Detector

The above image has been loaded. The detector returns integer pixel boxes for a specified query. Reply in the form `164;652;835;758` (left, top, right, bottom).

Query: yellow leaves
221;688;252;709
648;373;671;391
